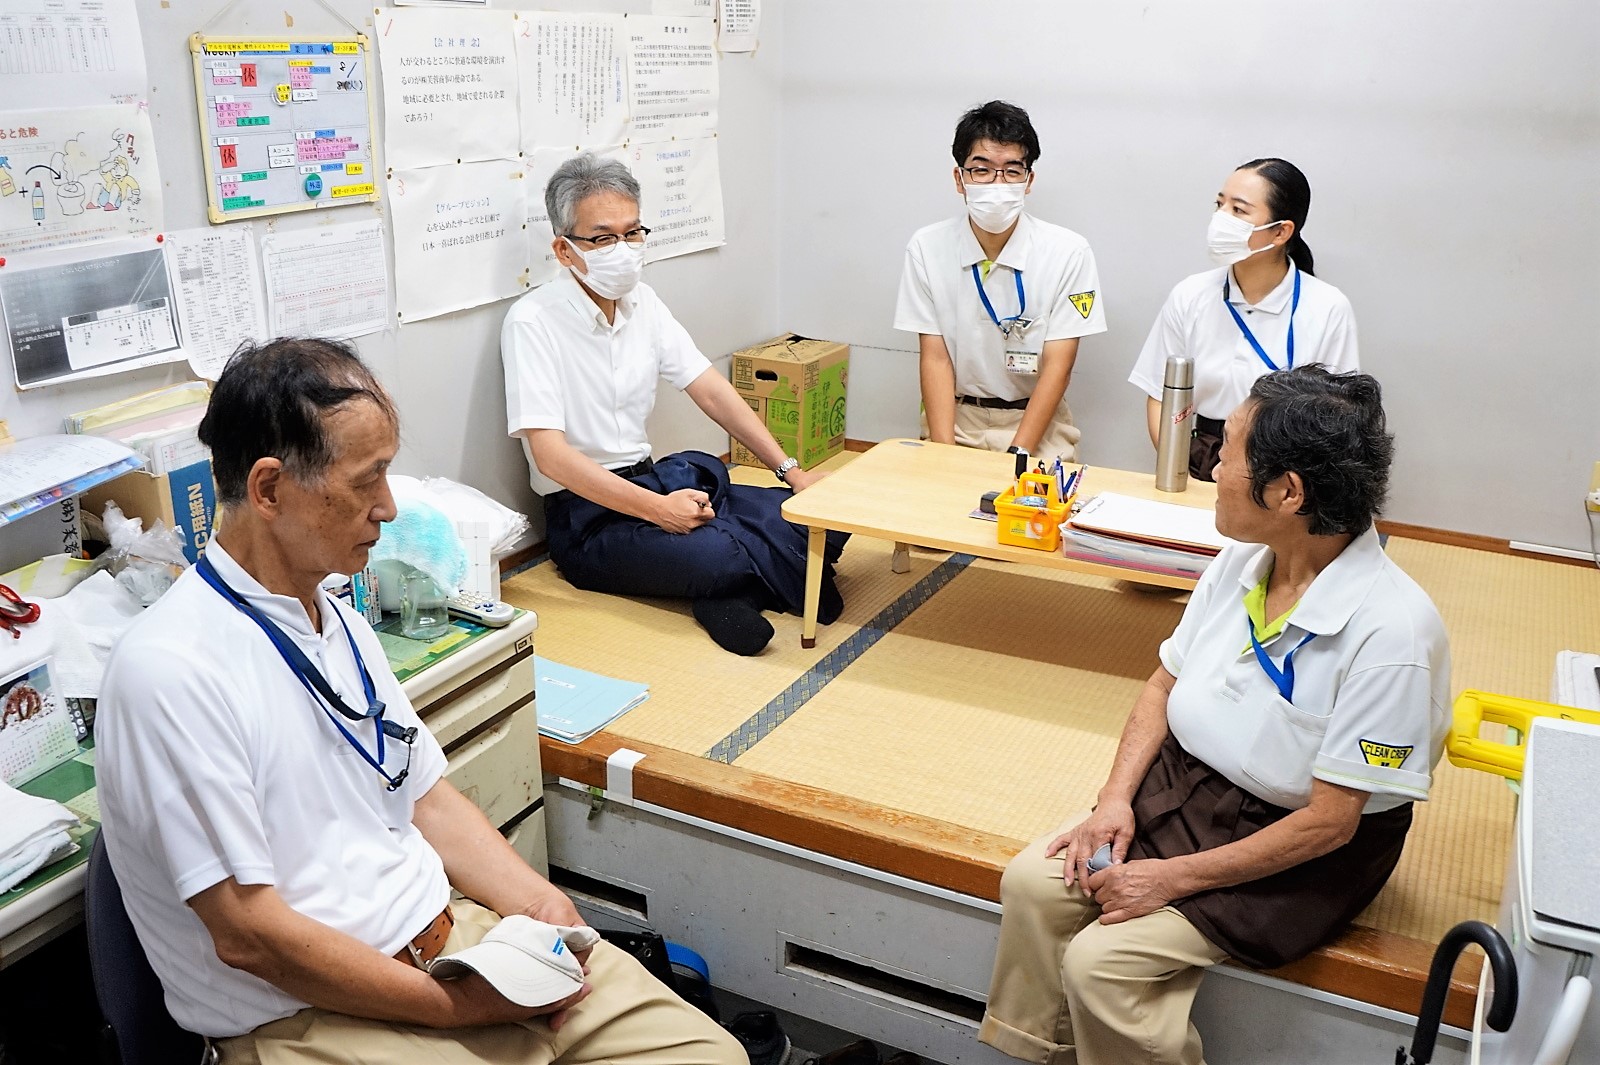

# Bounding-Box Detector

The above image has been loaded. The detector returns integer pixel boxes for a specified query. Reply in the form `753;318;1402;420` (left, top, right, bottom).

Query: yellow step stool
1447;689;1600;782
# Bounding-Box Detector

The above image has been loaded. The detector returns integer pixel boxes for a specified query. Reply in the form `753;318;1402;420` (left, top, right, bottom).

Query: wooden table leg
891;542;911;574
802;525;825;648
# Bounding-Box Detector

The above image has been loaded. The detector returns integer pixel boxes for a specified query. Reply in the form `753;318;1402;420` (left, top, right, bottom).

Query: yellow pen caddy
994;471;1071;553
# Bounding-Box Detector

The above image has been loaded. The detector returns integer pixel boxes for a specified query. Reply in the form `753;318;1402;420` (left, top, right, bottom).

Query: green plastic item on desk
373;610;522;684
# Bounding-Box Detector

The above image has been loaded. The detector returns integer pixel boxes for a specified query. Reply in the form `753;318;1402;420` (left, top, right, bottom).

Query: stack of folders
0;436;144;527
65;383;211;476
1062;492;1227;579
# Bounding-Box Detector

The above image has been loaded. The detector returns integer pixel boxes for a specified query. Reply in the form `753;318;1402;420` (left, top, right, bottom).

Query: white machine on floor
1553;650;1600;712
1484;717;1600;1065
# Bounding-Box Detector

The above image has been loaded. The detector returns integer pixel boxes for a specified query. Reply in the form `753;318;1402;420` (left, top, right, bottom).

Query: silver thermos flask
1155;356;1195;493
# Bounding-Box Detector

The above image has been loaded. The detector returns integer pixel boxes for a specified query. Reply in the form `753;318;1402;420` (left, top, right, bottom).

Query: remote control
446;591;515;627
1087;843;1113;874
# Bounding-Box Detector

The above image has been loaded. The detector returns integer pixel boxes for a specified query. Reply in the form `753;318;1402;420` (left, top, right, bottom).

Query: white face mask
1207;210;1286;267
565;239;644;300
963;179;1027;234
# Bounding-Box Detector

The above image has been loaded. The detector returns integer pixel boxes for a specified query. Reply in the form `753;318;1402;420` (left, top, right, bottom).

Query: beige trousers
922;397;1081;462
979;825;1229;1065
218;901;745;1065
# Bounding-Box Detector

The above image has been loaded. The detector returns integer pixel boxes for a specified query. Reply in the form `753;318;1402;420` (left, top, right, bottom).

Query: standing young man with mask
895;100;1107;461
501;153;848;656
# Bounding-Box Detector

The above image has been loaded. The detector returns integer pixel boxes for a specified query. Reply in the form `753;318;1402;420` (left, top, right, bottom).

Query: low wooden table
781;439;1220;647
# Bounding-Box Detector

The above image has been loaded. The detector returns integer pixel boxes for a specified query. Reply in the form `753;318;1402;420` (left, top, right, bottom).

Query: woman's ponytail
1287;232;1315;277
1240;157;1315;277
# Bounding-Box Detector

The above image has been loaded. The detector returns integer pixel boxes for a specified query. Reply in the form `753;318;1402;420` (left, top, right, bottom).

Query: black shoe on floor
692;596;774;655
804;1040;880;1065
726;1010;792;1065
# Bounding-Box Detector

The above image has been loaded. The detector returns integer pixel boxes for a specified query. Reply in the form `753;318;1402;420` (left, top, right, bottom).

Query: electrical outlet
1588;460;1600;513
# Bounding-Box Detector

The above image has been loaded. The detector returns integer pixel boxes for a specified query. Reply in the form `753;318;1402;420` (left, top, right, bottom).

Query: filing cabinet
404;610;545;876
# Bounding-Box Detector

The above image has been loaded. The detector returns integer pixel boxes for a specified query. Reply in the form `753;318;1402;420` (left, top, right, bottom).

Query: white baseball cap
429;916;599;1007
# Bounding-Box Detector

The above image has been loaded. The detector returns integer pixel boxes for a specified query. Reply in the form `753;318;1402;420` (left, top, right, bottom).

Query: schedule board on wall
189;34;379;224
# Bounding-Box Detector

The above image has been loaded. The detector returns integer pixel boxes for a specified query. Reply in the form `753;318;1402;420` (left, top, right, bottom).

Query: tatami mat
1357;540;1600;937
516;463;1600;947
1384;539;1600;696
731;540;1599;944
498;456;951;754
733;560;1188;840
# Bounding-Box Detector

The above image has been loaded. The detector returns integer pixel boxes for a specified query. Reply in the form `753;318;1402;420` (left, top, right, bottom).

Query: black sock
819;576;844;626
692;596;774;656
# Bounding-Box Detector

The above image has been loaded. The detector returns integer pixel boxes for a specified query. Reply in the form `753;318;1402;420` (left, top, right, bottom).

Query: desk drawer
419;652;533;750
445;701;542;829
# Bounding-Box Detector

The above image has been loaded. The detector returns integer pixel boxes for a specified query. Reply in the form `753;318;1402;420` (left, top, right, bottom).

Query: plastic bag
99;501;188;605
387;475;530;556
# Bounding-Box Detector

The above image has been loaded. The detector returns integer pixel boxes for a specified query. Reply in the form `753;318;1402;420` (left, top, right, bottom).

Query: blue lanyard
196;557;414;791
1223;267;1300;371
1247;616;1316;703
971;263;1026;335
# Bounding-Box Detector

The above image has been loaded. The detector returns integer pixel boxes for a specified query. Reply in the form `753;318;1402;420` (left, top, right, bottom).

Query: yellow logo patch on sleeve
1068;291;1096;319
1358;739;1414;769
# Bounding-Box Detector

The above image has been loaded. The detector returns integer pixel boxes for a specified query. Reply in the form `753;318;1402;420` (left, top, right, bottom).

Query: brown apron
1189;415;1224;482
1125;735;1412;970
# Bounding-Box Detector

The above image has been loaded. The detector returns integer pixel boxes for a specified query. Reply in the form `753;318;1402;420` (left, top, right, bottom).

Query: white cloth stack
0;782;79;893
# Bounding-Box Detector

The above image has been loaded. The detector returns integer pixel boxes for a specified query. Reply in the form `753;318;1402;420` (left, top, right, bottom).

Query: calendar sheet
0;659;76;787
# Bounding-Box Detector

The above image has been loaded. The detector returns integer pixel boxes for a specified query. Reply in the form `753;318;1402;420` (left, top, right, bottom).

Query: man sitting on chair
96;338;744;1065
501;153;848;656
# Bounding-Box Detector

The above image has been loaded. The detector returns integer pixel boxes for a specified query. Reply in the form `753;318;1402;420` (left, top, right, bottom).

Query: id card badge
1004;349;1040;375
1004;319;1041;375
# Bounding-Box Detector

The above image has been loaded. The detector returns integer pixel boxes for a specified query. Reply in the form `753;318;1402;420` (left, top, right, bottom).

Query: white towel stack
0;782;79;893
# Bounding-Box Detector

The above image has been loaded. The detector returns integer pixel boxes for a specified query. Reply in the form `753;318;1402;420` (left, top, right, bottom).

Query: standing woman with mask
1129;159;1358;480
896;100;1107;460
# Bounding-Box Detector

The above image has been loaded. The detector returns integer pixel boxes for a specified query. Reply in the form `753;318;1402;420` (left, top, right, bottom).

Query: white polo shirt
1159;527;1449;814
97;541;450;1039
1129;264;1358;420
895;213;1107;403
502;271;713;496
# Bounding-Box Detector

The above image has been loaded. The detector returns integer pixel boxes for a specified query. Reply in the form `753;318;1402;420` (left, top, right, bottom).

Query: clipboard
1068;492;1226;556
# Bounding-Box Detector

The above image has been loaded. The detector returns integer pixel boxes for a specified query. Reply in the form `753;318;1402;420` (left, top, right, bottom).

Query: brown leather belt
396;906;455;969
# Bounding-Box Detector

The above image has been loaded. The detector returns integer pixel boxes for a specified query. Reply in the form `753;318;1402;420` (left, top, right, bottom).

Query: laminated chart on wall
0;105;163;256
0;0;150;109
514;12;628;152
190;35;378;224
163;226;268;381
627;136;723;263
388;159;528;323
375;7;518;171
260;219;389;340
627;15;717;141
0;235;184;389
524;144;624;286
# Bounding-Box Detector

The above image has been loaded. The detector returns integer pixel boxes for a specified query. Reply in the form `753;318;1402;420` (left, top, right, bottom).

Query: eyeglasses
566;226;652;249
959;165;1031;185
0;584;40;639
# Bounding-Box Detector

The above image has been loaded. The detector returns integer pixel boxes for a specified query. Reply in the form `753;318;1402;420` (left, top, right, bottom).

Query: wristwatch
773;457;800;485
